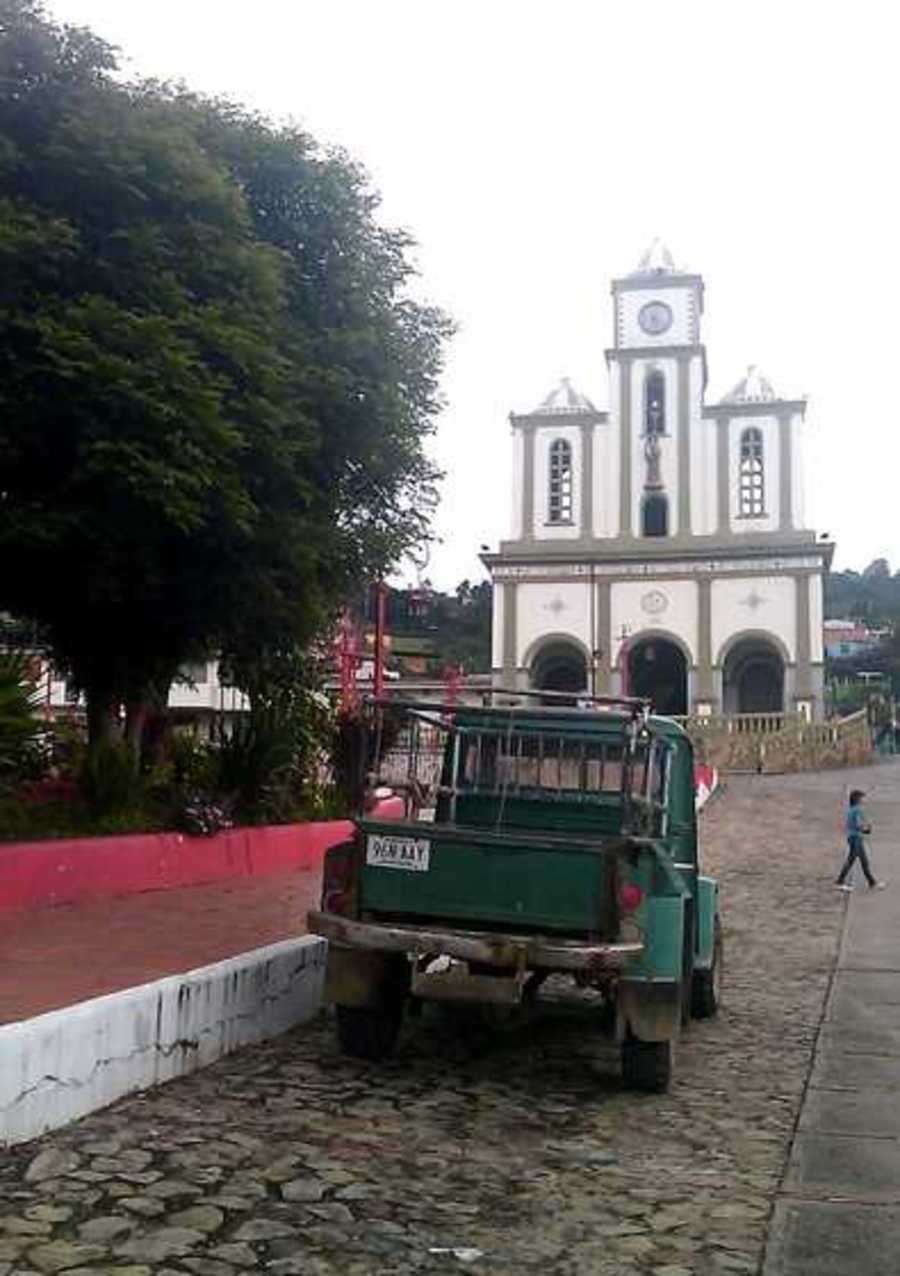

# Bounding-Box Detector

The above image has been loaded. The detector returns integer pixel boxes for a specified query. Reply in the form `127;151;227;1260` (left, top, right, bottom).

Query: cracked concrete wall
0;935;326;1146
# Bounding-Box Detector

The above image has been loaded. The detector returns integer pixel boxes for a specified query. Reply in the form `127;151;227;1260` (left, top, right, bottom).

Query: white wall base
0;936;326;1147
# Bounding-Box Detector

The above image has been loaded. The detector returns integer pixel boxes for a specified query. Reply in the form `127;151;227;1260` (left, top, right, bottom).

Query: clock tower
607;238;707;541
613;238;704;352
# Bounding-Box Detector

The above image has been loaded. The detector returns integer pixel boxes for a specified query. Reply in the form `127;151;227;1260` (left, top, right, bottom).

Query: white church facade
482;242;833;720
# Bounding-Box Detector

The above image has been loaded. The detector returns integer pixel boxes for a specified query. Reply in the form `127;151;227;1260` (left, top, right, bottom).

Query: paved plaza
1;763;898;1275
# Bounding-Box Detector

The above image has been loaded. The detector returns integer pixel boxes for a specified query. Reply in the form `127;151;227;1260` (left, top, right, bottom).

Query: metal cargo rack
363;689;671;837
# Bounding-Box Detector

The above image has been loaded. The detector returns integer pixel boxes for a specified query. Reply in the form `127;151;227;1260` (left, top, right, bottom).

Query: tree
0;1;450;764
380;579;493;674
436;580;493;672
826;563;900;624
167;92;451;684
863;558;891;579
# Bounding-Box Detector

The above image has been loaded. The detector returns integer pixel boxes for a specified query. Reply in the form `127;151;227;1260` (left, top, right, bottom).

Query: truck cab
308;694;721;1092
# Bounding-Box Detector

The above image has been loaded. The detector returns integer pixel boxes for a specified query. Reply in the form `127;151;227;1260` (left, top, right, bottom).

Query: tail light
321;841;358;917
619;882;644;913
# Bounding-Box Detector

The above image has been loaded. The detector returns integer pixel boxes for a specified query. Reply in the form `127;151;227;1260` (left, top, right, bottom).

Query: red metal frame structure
336;612;361;715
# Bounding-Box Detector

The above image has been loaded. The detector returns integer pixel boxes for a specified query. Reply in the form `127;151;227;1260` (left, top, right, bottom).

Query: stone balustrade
680;708;872;774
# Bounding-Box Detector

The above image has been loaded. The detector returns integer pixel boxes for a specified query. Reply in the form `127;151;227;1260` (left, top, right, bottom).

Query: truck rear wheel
691;916;723;1019
680;904;695;1026
621;1034;673;1093
334;957;408;1061
336;1002;404;1061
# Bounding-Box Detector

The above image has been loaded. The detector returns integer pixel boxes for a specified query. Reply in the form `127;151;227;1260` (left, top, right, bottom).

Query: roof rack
366;688;651;720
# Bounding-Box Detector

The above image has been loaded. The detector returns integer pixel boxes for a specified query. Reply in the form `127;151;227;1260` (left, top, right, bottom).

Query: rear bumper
307;910;643;972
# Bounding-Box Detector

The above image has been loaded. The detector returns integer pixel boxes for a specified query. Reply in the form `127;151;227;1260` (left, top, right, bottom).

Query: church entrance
722;638;784;714
627;637;688;716
531;641;588;699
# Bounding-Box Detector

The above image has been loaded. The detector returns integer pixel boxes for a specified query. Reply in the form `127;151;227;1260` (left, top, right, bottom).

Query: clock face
638;300;673;336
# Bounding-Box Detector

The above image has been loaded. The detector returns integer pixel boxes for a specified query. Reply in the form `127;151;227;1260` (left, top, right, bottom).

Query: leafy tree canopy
826;561;900;624
0;0;451;751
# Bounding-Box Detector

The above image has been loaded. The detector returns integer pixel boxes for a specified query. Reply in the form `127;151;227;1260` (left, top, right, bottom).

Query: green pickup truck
308;694;721;1092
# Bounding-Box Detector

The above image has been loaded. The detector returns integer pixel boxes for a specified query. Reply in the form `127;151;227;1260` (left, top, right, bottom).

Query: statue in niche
644;431;663;490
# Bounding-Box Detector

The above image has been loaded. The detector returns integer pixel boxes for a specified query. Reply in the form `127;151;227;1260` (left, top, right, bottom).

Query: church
482;241;833;720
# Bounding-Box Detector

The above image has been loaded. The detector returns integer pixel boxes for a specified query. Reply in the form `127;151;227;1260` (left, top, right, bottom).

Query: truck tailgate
358;819;620;934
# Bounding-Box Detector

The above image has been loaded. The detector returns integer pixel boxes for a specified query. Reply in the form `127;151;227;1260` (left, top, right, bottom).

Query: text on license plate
366;834;431;872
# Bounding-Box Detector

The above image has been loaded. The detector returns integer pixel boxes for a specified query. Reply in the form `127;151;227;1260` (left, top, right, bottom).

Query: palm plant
0;651;45;785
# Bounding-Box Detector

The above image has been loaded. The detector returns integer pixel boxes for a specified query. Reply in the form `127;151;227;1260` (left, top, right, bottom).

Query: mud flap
616;978;681;1044
324;945;408;1008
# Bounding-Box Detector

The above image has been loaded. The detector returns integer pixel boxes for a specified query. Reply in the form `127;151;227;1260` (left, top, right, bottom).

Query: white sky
48;0;900;589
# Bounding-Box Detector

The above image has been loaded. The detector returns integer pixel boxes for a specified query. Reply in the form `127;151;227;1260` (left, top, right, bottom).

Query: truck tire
691;916;723;1019
336;1002;403;1061
335;957;409;1061
680;904;695;1027
621;1034;672;1093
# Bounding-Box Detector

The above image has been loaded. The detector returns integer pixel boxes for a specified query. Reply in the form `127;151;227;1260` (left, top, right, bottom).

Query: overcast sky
48;0;899;589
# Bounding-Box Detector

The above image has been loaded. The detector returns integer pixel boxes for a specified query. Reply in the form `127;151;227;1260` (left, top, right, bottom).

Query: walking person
835;789;887;892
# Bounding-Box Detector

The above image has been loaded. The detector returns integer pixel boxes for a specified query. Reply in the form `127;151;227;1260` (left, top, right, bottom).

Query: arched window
548;438;573;523
642;493;668;537
644;370;666;436
739;427;765;517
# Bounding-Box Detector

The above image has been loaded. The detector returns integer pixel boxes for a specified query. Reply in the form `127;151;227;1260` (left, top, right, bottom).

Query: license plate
366;834;431;872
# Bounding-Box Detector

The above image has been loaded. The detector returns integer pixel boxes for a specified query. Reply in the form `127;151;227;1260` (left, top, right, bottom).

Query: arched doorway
722;637;784;714
627;637;688;716
531;640;588;699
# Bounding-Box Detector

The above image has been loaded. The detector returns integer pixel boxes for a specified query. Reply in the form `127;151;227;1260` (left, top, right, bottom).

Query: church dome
535;376;596;414
723;364;777;404
632;237;677;275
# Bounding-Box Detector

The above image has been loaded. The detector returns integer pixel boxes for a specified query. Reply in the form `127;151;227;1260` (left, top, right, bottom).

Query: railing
833;708;870;743
677;708;869;739
675;706;873;773
673;712;795;736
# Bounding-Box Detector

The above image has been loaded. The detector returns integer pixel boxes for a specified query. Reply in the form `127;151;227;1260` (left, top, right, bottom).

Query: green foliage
217;649;334;823
0;649;43;784
0;0;451;787
432;579;493;672
384;579;493;674
78;738;142;815
168;730;217;791
826;561;900;623
216;711;300;825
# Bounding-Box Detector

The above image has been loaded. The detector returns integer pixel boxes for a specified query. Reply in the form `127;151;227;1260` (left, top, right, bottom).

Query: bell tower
607;239;706;540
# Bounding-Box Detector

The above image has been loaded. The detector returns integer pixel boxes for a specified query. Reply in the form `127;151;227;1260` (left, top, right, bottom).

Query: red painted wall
0;796;406;914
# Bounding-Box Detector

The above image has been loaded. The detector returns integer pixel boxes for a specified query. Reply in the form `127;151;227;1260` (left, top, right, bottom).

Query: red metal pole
337;612;360;715
373;581;387;700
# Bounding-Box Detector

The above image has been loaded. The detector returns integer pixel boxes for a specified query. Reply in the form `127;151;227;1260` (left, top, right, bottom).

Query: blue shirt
846;804;867;837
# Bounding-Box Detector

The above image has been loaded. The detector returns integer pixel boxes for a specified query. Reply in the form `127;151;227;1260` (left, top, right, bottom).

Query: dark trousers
837;835;876;887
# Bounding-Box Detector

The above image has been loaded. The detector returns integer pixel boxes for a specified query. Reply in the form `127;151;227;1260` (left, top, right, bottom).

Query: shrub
79;739;142;815
0;652;45;790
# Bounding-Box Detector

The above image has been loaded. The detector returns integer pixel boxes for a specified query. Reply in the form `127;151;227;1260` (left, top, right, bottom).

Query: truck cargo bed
358;818;627;934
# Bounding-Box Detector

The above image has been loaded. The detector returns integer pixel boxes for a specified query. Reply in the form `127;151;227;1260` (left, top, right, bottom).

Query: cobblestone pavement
2;766;884;1276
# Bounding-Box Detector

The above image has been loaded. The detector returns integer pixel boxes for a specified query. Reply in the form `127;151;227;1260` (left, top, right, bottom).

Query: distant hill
826;560;900;623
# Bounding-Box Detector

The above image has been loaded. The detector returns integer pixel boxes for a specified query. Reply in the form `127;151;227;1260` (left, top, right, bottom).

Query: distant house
823;620;886;661
22;656;249;734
